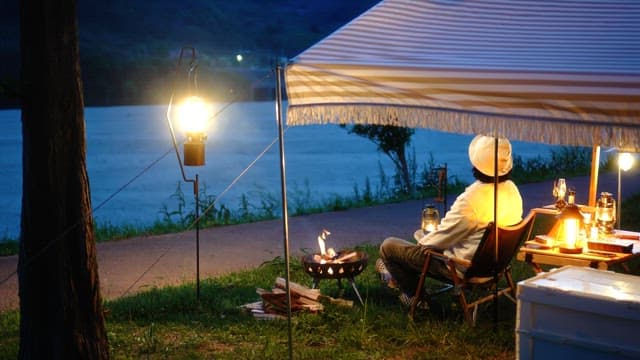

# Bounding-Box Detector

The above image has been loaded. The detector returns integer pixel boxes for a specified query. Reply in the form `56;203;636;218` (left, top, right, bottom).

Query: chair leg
410;252;432;318
457;289;475;326
504;267;517;304
471;304;479;327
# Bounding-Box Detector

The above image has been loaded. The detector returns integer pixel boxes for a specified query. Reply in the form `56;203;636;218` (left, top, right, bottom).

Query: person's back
438;179;522;260
377;134;523;307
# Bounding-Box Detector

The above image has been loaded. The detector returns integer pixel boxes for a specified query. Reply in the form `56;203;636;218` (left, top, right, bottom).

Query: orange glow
563;218;579;248
178;96;210;134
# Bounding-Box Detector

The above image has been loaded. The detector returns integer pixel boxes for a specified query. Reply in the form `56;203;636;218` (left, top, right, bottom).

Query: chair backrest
527;208;559;241
465;210;536;278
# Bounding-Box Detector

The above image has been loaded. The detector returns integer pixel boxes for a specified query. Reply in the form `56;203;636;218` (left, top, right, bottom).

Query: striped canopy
285;0;640;152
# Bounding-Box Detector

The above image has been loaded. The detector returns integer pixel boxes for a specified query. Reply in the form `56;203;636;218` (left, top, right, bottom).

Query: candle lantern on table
596;192;616;235
556;190;584;254
421;204;440;233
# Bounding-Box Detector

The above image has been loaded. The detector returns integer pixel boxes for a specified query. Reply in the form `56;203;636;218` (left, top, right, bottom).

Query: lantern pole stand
167;102;202;302
165;47;203;301
275;63;293;360
618;160;622;229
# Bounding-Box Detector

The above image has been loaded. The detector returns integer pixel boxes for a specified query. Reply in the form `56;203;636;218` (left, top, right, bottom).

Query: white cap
468;135;513;177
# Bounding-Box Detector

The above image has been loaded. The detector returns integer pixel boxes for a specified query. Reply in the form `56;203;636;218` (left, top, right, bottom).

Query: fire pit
301;229;369;305
301;250;368;305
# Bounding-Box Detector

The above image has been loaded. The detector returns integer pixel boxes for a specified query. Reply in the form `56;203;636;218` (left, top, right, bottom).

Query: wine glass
557;179;566;199
555;178;567;209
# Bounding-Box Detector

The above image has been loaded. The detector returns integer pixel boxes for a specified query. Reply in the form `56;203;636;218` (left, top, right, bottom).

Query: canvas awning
285;0;640;152
276;2;640;336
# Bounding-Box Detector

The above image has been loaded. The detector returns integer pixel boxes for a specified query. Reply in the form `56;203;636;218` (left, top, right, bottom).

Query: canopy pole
493;137;499;329
588;146;600;207
275;64;293;359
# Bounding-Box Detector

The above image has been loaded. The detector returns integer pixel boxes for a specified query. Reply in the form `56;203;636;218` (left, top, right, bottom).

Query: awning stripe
285;0;640;151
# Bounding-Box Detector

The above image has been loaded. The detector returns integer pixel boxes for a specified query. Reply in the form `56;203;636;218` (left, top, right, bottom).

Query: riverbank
1;172;638;311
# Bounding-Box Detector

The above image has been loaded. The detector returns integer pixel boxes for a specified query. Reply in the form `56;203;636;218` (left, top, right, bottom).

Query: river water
0;102;560;239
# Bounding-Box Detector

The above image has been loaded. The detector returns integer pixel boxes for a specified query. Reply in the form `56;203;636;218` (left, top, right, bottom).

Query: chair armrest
422;249;472;269
448;257;471;268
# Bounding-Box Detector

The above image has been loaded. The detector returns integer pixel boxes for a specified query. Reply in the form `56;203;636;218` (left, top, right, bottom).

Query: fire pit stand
301;251;368;305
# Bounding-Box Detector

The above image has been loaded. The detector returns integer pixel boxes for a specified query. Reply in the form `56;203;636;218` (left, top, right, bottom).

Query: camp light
619;152;634;172
557;190;583;253
421;204;440;233
617;152;634;228
596;192;616;235
164;46;212;301
178;95;209;166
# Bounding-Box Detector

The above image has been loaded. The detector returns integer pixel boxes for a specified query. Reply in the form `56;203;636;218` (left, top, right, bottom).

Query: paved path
1;171;638;311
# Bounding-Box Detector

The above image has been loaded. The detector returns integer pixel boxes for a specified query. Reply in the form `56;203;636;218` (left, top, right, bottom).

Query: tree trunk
18;0;109;358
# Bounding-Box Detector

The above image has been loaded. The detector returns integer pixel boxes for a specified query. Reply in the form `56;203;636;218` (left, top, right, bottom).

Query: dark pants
379;237;451;295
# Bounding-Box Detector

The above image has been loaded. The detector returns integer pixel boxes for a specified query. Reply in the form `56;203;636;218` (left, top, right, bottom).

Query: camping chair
409;210;536;326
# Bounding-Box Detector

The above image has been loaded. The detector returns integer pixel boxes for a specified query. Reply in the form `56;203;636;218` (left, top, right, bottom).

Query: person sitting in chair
376;134;524;307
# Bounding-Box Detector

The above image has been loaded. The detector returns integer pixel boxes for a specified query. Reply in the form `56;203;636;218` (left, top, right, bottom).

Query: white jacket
417;180;523;260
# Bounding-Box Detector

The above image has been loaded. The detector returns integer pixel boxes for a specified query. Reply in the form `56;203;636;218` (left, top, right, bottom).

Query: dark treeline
0;0;379;108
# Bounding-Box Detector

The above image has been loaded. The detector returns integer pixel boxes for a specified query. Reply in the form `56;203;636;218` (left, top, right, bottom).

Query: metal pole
275;64;293;359
165;47;204;303
195;173;200;301
617;164;622;229
493;137;499;329
588;146;601;207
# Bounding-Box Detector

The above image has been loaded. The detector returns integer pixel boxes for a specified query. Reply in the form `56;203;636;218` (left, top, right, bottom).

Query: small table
517;241;640;274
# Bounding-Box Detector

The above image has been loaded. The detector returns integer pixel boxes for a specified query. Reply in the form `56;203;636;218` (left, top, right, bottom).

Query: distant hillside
0;0;380;107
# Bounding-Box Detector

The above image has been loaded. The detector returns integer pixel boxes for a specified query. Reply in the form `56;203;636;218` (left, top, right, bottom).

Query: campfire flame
311;229;360;268
317;229;331;257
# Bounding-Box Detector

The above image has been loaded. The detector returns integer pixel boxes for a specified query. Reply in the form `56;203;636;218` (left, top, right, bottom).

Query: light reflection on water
0;102;559;239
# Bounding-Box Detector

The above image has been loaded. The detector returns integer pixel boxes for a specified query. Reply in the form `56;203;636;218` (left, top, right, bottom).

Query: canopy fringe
287;104;640;152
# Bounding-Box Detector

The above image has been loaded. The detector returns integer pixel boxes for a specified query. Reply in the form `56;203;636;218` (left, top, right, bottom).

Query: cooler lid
518;266;640;319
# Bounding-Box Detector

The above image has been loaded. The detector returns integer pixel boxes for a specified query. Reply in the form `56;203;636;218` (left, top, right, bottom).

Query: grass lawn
2;177;639;358
2;243;638;360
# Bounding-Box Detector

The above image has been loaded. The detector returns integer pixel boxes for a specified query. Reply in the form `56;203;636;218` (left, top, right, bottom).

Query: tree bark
18;0;109;358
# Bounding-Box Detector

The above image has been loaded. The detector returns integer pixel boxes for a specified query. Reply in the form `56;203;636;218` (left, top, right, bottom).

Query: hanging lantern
177;96;210;166
421;204;440;233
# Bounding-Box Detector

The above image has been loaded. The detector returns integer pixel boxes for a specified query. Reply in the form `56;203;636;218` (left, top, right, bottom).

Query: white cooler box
516;266;640;360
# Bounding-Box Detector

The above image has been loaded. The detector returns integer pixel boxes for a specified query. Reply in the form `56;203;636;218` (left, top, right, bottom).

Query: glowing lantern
619;152;634;172
617;152;634;228
177;96;210;166
557;190;583;253
421;204;440;233
596;192;616;234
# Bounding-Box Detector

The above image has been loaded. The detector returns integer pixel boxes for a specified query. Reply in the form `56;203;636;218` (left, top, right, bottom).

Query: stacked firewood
241;277;352;320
